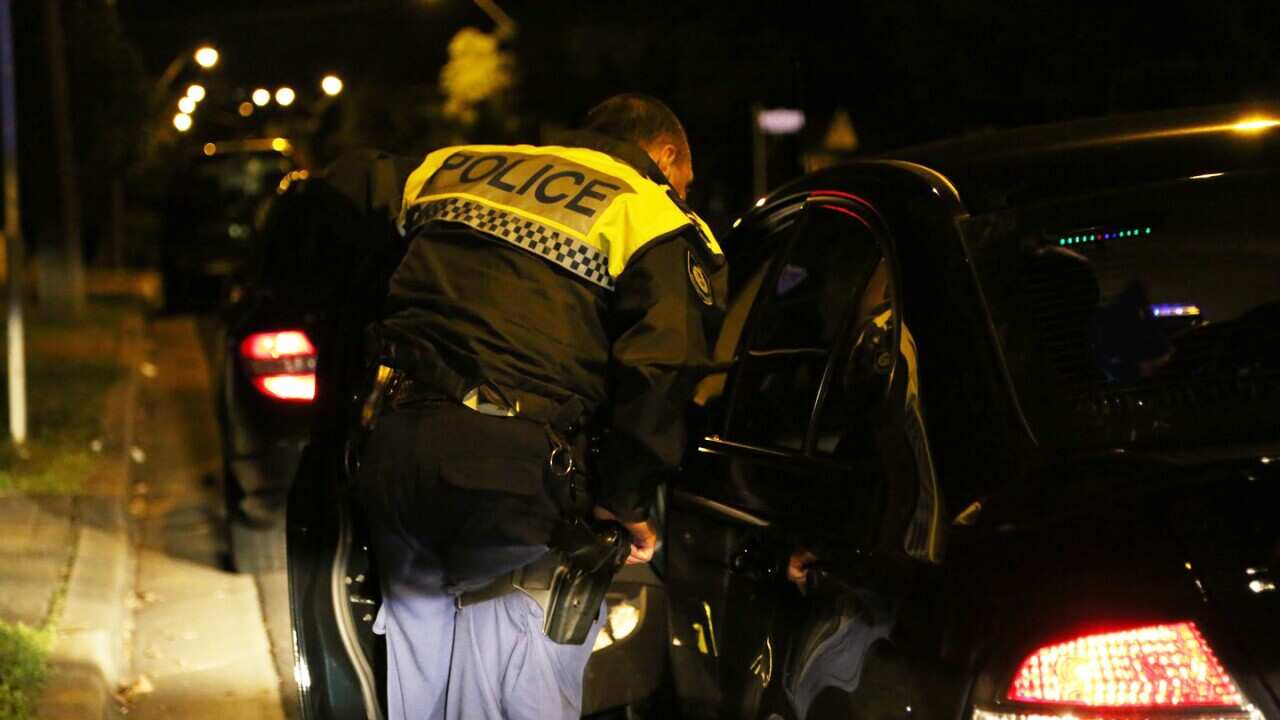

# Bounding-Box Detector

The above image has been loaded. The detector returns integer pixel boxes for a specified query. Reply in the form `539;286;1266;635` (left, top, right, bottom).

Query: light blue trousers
373;533;604;720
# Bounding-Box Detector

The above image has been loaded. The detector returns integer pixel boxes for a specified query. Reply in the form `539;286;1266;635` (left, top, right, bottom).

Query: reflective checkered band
406;197;614;291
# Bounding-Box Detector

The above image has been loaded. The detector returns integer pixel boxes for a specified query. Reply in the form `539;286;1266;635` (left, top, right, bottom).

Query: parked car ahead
163;139;297;312
216;154;414;571
290;104;1280;720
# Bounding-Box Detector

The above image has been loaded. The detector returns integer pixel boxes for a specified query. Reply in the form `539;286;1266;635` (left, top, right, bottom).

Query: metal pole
0;0;27;446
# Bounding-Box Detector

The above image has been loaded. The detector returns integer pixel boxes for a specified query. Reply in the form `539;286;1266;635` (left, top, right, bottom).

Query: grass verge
0;621;54;720
0;299;136;493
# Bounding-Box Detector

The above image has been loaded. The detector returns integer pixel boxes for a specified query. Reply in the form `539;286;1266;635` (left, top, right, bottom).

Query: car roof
881;102;1280;215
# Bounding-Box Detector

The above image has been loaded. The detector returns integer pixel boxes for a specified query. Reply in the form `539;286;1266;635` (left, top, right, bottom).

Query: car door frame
664;185;914;719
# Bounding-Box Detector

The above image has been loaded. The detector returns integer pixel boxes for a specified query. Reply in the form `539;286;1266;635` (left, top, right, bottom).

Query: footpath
0;272;144;719
1;272;289;719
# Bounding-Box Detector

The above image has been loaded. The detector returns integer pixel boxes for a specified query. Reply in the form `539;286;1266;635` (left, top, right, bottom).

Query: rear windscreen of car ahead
966;171;1280;451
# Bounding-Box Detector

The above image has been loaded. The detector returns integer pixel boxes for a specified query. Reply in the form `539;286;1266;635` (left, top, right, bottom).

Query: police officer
359;94;726;719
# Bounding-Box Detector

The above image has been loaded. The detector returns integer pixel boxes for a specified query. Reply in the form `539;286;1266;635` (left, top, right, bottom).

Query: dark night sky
110;1;1280;219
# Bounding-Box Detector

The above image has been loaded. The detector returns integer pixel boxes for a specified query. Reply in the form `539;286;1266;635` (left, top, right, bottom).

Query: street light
238;102;254;117
275;86;296;106
186;84;206;102
321;74;343;96
173;112;192;132
194;46;219;69
252;88;271;106
177;96;196;114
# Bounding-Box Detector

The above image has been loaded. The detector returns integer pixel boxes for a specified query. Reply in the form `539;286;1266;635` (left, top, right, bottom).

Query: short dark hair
582;93;688;158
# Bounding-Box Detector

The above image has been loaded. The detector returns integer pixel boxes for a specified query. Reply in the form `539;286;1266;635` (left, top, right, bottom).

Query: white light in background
194;46;219;68
757;108;806;135
321;74;344;96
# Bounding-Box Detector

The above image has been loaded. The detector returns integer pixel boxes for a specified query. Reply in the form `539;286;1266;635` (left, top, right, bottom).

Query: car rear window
967;170;1280;450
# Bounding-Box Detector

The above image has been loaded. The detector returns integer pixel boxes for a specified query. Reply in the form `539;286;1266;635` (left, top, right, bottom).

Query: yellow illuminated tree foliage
439;27;512;125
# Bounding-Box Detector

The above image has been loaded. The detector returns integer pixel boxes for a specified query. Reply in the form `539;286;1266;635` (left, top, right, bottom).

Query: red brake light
1008;622;1244;709
253;374;315;401
241;330;316;359
240;330;317;402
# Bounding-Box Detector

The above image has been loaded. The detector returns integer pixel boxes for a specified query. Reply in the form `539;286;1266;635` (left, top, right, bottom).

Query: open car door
664;186;946;719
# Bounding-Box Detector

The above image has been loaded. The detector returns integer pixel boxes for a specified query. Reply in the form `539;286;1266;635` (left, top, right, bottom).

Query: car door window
725;204;885;451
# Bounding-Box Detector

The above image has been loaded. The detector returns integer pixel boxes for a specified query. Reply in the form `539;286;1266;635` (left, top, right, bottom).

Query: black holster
459;518;629;645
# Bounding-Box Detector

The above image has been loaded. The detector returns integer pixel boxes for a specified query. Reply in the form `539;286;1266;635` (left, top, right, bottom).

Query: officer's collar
548;130;674;188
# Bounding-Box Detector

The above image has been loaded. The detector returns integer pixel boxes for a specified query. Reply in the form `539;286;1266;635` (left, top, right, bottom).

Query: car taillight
975;622;1257;720
240;330;317;402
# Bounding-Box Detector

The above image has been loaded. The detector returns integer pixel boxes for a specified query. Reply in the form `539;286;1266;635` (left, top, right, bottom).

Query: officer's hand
787;550;818;592
593;506;657;565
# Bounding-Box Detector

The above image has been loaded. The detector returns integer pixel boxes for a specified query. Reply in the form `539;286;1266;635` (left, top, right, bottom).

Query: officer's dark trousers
359;400;603;720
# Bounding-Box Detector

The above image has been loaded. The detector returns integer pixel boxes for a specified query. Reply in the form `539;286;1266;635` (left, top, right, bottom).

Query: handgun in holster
456;515;630;646
511;518;631;645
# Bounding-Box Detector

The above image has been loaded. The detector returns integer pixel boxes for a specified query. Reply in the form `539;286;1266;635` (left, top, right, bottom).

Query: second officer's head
583;93;693;200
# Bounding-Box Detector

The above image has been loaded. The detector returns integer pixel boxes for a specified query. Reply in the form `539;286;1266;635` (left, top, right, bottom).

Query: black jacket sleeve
593;230;728;522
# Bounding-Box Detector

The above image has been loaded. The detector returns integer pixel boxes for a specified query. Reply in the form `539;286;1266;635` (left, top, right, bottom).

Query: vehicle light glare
973;711;1258;720
255;374;316;402
1249;579;1276;593
1151;303;1201;318
293;654;312;689
608;601;641;641
592;631;613;652
1230;116;1280;133
1008;622;1244;708
242;330;315;360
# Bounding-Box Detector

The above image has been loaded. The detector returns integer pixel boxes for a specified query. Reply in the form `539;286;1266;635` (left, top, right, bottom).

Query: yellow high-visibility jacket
382;131;727;522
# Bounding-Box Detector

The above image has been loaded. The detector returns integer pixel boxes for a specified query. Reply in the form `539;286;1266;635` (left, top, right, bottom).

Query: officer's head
583;93;693;200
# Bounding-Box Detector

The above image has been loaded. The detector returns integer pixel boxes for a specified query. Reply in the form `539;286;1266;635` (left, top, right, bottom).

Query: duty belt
366;325;590;434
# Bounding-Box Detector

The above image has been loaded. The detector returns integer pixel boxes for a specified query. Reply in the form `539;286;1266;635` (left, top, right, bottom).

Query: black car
163;139;297;312
218;167;369;567
288;104;1280;720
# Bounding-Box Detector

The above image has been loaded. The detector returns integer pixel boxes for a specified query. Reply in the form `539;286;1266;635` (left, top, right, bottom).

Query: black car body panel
666;103;1280;719
217;184;325;540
